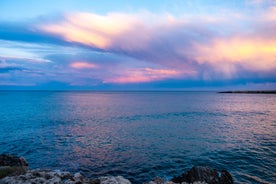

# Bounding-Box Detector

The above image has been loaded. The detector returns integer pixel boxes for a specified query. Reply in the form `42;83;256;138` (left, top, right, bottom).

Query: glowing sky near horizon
0;0;276;90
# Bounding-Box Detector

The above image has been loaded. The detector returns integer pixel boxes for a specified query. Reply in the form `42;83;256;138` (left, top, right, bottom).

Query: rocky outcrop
0;167;233;184
0;154;29;179
0;170;133;184
171;166;233;184
0;154;233;184
0;169;101;184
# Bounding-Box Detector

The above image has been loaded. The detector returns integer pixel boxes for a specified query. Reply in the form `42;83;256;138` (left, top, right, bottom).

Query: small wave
240;173;273;184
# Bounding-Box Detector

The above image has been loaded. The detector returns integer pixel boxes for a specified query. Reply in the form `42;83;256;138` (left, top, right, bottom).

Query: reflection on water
0;91;275;183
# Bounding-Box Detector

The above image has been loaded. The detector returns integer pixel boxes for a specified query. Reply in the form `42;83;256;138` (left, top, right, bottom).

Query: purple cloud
0;6;275;89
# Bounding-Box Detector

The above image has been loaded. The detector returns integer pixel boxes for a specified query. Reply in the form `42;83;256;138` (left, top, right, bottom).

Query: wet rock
171;166;233;184
0;154;29;178
99;176;131;184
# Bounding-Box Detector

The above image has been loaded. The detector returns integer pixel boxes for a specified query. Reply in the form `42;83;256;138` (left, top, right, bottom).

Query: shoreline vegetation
218;90;276;94
0;154;233;184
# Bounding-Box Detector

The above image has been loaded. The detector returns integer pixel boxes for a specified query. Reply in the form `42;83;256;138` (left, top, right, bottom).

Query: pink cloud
38;12;182;51
39;10;276;81
264;6;276;21
39;12;142;49
104;67;195;84
248;0;276;5
70;62;98;69
191;37;276;72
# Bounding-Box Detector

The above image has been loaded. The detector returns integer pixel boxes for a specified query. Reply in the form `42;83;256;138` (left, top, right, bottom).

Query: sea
0;91;275;183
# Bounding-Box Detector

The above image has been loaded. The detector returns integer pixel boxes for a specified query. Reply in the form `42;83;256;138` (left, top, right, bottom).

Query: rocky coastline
0;154;233;184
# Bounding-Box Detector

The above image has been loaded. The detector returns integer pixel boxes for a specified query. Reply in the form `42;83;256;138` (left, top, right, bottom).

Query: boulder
0;154;29;178
171;166;233;184
99;176;132;184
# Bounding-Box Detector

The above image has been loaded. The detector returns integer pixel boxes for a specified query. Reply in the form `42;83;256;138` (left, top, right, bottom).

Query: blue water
0;91;275;183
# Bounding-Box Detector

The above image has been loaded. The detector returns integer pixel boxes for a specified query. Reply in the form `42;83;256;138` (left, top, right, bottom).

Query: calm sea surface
0;91;275;183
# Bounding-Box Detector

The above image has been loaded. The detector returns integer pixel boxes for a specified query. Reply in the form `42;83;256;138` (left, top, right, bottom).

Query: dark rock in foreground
171;166;233;184
0;154;233;184
0;154;29;179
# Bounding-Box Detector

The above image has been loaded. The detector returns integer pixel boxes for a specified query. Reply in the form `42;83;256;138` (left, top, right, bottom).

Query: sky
0;0;276;90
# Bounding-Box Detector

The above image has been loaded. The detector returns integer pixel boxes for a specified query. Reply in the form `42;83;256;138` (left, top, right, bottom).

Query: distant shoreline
218;90;276;94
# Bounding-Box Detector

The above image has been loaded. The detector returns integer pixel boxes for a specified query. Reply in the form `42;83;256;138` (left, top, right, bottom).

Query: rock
0;154;29;178
171;166;233;184
0;154;28;167
73;172;83;183
0;154;233;184
146;177;176;184
99;176;132;184
0;169;100;184
219;170;233;184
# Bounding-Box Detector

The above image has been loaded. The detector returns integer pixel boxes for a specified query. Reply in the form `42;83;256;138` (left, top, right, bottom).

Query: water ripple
0;91;275;183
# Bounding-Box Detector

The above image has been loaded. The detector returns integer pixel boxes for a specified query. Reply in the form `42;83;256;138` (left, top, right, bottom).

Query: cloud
70;61;98;69
104;67;194;84
191;37;276;71
0;59;24;73
248;0;276;5
0;66;24;73
0;6;276;88
39;12;142;49
264;6;276;21
0;56;51;63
